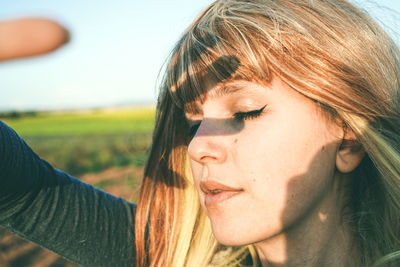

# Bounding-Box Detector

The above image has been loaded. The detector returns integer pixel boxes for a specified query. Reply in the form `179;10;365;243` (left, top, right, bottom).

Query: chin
213;233;249;247
209;220;262;247
209;215;284;247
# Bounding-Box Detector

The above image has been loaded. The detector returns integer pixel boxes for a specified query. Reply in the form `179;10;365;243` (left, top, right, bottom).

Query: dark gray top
0;121;137;267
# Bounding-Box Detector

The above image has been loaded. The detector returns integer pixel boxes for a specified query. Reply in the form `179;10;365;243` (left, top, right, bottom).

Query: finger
0;17;70;61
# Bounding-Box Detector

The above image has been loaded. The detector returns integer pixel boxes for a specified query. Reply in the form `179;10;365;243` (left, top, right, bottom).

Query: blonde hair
135;0;400;266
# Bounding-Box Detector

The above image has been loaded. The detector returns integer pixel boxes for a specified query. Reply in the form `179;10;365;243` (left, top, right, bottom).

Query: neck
255;173;360;267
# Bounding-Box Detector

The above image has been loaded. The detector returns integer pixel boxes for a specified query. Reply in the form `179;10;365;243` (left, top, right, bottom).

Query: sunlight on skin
187;78;364;266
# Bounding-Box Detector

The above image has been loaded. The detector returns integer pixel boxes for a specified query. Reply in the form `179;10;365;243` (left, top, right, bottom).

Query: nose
187;119;228;164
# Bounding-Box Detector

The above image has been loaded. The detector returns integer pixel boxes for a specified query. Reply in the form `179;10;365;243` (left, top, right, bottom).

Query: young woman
136;0;400;266
1;0;400;266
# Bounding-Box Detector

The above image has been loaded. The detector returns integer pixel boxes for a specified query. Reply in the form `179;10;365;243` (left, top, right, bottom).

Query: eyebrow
211;82;258;98
207;83;268;99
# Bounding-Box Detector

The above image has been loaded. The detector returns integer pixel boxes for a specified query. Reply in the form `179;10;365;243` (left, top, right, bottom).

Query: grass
0;108;155;265
3;107;156;136
2;107;156;176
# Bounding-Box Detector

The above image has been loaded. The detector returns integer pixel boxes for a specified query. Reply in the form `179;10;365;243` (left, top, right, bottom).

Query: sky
0;0;399;111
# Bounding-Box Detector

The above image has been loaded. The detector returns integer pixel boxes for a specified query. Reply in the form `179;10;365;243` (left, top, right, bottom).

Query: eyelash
188;105;267;137
233;105;267;122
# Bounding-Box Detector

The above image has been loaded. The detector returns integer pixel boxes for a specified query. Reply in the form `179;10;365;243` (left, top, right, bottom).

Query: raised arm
0;121;137;266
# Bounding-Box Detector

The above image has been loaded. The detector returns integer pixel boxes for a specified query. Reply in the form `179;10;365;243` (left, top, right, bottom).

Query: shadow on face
150;28;366;266
255;141;357;266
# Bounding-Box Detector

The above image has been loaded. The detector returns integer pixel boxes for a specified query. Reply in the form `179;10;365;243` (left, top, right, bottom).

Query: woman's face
186;78;344;246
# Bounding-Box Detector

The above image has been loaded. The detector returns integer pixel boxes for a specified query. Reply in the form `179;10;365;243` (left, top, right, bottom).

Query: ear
336;128;365;173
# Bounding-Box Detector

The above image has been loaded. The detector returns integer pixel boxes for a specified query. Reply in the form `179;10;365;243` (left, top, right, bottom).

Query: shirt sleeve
0;120;137;267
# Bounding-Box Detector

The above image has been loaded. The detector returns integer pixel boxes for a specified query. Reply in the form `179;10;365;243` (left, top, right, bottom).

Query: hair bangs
165;31;240;113
165;8;275;114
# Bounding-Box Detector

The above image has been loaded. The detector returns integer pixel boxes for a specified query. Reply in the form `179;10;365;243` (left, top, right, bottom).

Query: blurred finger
0;17;70;61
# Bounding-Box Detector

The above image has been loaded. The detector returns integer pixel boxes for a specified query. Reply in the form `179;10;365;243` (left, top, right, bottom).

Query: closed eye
187;105;267;137
234;105;267;122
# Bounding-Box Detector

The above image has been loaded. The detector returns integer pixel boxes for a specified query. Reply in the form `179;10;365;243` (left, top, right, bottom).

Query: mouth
200;180;243;207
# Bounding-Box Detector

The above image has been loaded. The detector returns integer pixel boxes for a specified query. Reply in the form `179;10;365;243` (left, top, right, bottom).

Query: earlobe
336;135;365;173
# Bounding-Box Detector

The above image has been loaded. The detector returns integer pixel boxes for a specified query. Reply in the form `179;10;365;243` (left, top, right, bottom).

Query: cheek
234;113;339;205
190;160;200;179
189;160;205;194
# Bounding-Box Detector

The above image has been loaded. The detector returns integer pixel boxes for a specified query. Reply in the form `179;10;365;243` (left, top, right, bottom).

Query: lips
200;180;243;207
200;180;242;193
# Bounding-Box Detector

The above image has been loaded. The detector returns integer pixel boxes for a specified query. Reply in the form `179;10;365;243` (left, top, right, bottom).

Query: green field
2;107;156;176
3;107;155;136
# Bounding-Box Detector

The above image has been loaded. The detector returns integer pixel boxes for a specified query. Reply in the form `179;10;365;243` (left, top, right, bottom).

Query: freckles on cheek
231;137;242;168
247;170;261;190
